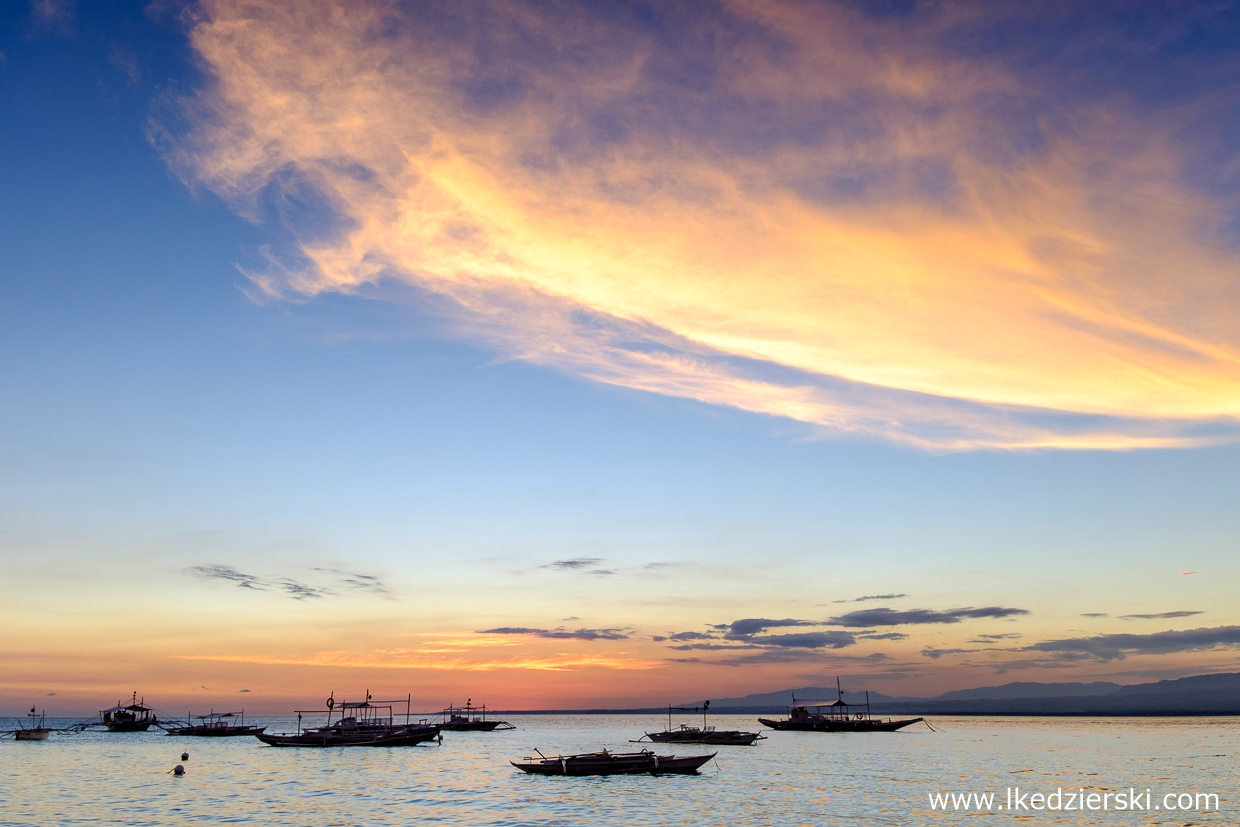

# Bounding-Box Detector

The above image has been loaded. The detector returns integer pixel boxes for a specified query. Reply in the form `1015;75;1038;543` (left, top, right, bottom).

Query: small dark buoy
171;764;185;776
181;752;189;761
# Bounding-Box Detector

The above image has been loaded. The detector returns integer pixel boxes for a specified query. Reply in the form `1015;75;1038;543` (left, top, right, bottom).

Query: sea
2;714;1234;826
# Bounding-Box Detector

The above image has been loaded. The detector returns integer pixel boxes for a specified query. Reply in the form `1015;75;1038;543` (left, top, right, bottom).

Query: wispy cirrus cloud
185;564;389;600
1118;611;1204;621
540;558;616;576
830;593;909;604
187;564;263;589
158;0;1240;451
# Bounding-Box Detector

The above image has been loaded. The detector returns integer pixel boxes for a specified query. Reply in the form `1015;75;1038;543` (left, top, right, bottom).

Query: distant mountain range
686;672;1240;715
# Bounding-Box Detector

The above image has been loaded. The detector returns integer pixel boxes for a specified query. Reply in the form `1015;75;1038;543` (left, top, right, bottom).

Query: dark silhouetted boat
758;679;924;733
634;701;765;745
162;711;266;737
440;699;514;731
511;748;716;776
256;692;441;747
96;693;157;732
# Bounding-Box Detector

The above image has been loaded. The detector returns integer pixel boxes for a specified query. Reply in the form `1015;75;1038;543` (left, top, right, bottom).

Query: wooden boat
10;708;52;740
511;748;716;776
256;692;441;747
635;701;765;746
162;710;266;737
439;700;514;731
758;678;924;733
97;692;156;732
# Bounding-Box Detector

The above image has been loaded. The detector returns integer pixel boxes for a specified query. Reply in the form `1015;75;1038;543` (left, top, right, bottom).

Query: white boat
11;708;52;740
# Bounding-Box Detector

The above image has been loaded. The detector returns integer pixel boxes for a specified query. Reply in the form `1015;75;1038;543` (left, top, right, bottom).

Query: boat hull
645;729;764;745
441;721;507;731
256;725;441;747
164;725;267;737
105;721;154;732
15;729;51;741
758;717;924;732
512;751;715;776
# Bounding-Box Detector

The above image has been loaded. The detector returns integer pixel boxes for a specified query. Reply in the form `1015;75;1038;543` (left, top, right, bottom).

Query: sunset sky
3;0;1240;715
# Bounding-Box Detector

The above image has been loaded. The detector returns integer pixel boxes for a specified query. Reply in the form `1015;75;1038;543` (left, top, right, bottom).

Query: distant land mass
675;672;1240;716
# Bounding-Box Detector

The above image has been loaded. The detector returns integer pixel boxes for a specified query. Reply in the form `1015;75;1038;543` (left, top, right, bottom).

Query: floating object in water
96;692;157;732
181;752;189;761
634;702;765;745
256;692;440;747
8;707;53;740
162;711;265;737
759;679;924;732
438;700;514;731
171;764;185;776
511;748;715;776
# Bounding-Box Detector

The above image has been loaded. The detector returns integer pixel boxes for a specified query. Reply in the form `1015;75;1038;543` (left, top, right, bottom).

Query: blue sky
2;0;1239;711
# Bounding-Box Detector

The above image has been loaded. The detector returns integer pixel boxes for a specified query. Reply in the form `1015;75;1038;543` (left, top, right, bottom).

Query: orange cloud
161;0;1240;449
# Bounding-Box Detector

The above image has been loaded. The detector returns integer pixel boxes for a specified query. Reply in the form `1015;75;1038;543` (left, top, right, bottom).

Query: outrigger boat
634;701;765;746
758;678;924;733
162;711;266;737
94;693;157;732
256;692;441;747
4;708;54;741
512;748;716;776
440;699;514;731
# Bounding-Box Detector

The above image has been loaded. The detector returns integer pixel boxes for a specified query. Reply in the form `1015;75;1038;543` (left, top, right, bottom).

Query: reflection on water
1;715;1234;825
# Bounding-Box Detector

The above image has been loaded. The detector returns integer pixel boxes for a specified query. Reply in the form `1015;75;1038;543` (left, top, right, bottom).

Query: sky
2;0;1240;715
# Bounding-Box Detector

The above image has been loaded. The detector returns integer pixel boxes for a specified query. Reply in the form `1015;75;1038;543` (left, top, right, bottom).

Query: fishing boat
7;708;53;741
439;699;514;731
758;679;924;732
162;711;266;737
96;693;156;732
511;748;716;776
634;701;765;745
256;692;441;747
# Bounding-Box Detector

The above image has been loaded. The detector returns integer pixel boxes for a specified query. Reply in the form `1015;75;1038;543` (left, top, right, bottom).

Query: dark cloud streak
829;606;1029;627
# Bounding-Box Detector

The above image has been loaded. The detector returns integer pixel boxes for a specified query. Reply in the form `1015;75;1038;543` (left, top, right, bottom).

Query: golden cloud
161;0;1240;449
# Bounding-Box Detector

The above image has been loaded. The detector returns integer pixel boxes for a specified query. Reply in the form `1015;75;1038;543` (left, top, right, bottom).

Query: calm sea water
2;714;1234;826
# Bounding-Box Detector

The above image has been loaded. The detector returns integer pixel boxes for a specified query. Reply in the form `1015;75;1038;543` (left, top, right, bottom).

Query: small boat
162;710;266;737
439;699;514;731
10;708;53;741
256;691;441;747
634;701;765;746
758;678;924;733
96;692;157;732
511;748;716;776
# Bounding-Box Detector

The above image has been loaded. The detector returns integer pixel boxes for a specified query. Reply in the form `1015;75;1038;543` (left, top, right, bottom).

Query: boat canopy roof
196;712;236;719
795;699;852;707
101;703;151;713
